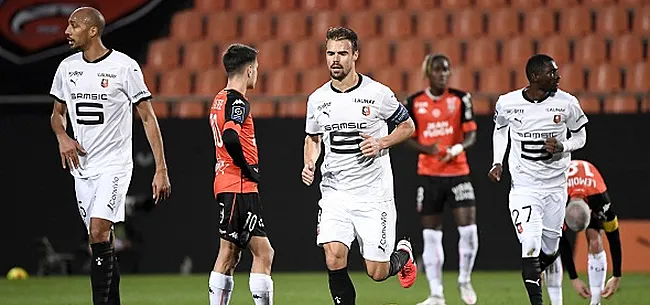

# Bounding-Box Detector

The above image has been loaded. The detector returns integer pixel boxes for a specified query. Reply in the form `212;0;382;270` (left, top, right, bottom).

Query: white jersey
305;74;409;201
494;89;588;192
49;49;151;178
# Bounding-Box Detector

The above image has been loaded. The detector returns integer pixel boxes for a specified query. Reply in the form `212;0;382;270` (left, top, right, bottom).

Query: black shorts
216;192;267;248
416;175;476;215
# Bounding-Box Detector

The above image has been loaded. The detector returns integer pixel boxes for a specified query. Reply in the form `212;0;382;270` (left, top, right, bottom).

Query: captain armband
388;104;410;124
603;216;619;233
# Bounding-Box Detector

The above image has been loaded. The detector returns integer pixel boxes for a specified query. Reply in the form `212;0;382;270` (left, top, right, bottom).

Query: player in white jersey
49;7;170;305
301;27;417;305
488;54;588;305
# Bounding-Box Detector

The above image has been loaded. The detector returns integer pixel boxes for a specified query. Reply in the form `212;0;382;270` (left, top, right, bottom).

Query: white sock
422;229;444;297
588;251;607;305
209;271;234;305
249;273;273;305
457;224;478;284
545;258;563;305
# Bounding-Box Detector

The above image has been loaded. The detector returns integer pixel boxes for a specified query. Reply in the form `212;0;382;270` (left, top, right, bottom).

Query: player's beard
329;66;349;81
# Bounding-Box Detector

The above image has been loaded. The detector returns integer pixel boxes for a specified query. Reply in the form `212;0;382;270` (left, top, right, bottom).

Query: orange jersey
567;160;607;198
209;89;259;195
405;88;477;176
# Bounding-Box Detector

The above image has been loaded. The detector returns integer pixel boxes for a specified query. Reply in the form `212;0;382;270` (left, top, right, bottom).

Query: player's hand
57;134;86;169
602;276;620;299
544;137;564;153
302;161;315;186
427;141;440;155
359;133;383;157
571;278;591;299
152;168;171;204
488;163;503;182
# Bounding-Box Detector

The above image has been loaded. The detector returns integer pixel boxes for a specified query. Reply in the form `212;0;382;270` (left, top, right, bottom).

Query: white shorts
508;189;567;244
74;170;132;231
317;195;396;262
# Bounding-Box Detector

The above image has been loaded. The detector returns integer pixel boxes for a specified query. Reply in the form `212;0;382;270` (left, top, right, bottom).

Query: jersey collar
83;49;113;64
330;73;362;93
522;87;551;103
425;87;448;101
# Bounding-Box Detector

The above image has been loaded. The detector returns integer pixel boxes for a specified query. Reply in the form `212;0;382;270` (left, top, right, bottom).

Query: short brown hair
325;27;358;52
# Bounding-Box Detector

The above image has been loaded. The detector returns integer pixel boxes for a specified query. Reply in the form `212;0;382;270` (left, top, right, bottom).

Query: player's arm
545;97;589;153
603;207;622;278
303;97;322;186
368;90;415;156
402;95;439;155
442;92;477;162
221;99;260;183
559;232;592;298
489;98;508;182
136;100;171;202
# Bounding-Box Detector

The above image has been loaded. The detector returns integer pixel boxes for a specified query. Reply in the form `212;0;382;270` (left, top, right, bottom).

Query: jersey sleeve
49;62;66;104
403;94;417;138
566;96;588;132
223;97;250;134
305;95;322;135
459;92;477;132
379;87;410;124
125;61;152;105
493;96;509;130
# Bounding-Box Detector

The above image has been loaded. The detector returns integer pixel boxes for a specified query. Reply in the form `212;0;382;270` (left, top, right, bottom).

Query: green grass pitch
2;271;649;304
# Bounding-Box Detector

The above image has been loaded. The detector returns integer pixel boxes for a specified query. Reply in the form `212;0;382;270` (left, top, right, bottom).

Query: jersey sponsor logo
68;71;83;77
451;182;475;201
231;99;246;123
423;121;453;138
354;98;375;104
506;109;525;114
515;131;558;139
107;176;119;213
0;0;162;64
97;72;117;78
446;97;456;112
432;108;441;117
317;102;331;111
71;92;108;100
133;90;148;99
378;211;388;253
362;105;370;116
546;107;566;112
323;122;367;131
100;78;109;88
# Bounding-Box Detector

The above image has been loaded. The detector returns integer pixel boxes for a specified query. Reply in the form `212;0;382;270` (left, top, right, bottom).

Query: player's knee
324;246;347;270
89;227;110;243
366;267;388;282
253;245;274;267
521;237;541;258
588;238;603;253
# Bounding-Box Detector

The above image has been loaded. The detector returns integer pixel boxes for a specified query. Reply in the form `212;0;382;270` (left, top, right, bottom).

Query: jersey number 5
330;131;363;154
75;102;104;125
521;140;552;161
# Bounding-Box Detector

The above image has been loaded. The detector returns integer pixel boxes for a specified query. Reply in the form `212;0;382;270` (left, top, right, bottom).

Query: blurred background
0;0;648;279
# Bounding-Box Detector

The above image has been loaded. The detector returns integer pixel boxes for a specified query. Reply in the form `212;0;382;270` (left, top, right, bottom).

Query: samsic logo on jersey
0;0;162;64
323;122;367;131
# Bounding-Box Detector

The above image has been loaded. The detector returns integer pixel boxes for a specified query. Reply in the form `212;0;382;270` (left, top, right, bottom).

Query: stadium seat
536;36;570;65
242;13;272;42
523;9;555;37
302;0;331;11
256;40;286;69
510;0;542;8
405;0;436;9
382;11;413;39
405;70;427;94
250;101;276;118
173;100;206;118
276;12;308;41
577;95;601;114
183;40;215;70
170;11;203;41
634;5;650;34
560;7;592;37
195;68;226;96
372;69;405;93
611;34;644;66
604;95;638;114
356;39;391;73
588;64;622;93
575;35;607;66
206;13;238;41
453;10;483;38
334;0;366;11
301;69;329;93
370;0;401;10
478;67;510;95
431;38;461;66
395;39;427;69
502;37;534;69
266;69;298;96
278;98;308;118
142;67;159;94
416;10;447;39
596;6;628;35
466;38;498;68
151;102;170;119
626;62;650;93
471;96;492;115
311;12;344;38
475;0;506;9
194;0;226;12
147;39;180;70
546;0;579;8
346;11;379;39
231;0;262;12
559;64;586;93
266;0;297;12
441;0;471;9
619;0;645;5
487;8;519;38
448;66;475;93
582;0;617;7
159;69;192;96
289;40;322;69
512;69;528;89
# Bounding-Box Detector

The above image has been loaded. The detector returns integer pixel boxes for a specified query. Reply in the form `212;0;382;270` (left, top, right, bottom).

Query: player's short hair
222;43;258;77
326;27;358;52
422;53;450;77
565;198;591;232
525;54;555;82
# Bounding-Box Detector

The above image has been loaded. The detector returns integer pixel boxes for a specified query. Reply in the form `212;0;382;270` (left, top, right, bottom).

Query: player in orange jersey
543;160;622;305
405;54;478;305
207;44;274;305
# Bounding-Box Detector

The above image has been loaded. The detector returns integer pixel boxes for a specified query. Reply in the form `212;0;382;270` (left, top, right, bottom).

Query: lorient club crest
101;78;108;88
362;105;370;116
553;114;561;123
0;0;161;64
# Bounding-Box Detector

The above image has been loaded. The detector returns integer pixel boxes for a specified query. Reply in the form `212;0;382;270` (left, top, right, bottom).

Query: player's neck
427;86;446;97
225;79;248;96
82;41;109;63
331;71;359;93
523;86;549;102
